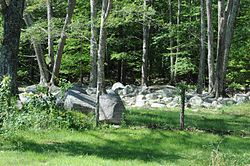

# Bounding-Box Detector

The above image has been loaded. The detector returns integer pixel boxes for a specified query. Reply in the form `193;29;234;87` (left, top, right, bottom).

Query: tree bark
197;0;206;94
215;0;239;98
141;0;150;86
180;87;185;130
90;0;98;87
205;0;215;93
168;0;174;83
50;0;76;85
174;0;181;81
222;0;240;79
23;14;49;86
215;0;234;98
97;0;112;94
0;0;25;94
47;0;55;72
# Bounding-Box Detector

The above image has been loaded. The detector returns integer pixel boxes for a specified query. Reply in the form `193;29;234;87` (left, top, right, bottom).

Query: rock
167;102;179;108
16;100;23;110
203;97;216;103
112;82;125;93
63;89;96;114
166;96;180;108
201;102;212;108
139;86;150;95
19;93;29;104
25;85;37;93
145;93;158;100
234;94;249;103
86;87;97;96
220;98;236;106
99;93;125;124
162;97;173;103
122;96;135;106
49;85;61;95
189;95;203;107
135;95;146;107
151;103;165;108
122;85;136;95
212;101;218;108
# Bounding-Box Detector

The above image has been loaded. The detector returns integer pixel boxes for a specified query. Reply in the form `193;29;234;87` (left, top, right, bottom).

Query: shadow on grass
3;131;182;163
125;109;250;135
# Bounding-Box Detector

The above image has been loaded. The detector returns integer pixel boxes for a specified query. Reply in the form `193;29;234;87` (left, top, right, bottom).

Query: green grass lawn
0;103;250;166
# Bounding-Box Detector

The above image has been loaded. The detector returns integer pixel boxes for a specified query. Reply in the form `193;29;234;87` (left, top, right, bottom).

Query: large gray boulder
99;93;125;124
61;88;96;114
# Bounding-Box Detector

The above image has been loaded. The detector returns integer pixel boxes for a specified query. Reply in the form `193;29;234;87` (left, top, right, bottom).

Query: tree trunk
215;0;239;98
205;0;215;93
168;0;174;83
50;0;76;85
174;0;181;81
218;0;225;34
47;0;54;72
197;0;206;94
222;0;240;81
97;0;112;94
96;0;112;125
80;37;84;85
141;0;150;86
90;0;98;87
23;14;49;86
0;0;25;94
180;87;185;130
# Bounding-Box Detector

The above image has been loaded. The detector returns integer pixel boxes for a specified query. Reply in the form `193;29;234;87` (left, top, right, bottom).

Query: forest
0;0;249;165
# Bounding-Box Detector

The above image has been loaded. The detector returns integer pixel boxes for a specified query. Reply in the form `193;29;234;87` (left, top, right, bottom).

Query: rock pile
107;82;250;109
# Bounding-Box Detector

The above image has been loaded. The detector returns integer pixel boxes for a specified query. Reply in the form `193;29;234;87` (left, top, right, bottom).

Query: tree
90;0;98;87
141;0;150;86
205;0;215;93
0;0;25;94
50;0;76;85
23;13;49;85
197;0;206;94
168;0;175;83
215;0;240;98
96;0;112;125
47;0;54;71
174;0;182;81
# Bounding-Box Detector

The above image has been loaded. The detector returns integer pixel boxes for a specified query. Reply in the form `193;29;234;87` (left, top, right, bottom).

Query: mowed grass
0;103;250;166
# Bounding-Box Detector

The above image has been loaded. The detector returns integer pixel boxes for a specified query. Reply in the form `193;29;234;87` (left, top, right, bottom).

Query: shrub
1;81;94;132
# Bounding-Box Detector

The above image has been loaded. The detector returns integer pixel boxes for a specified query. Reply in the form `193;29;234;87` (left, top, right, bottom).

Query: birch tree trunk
0;0;25;94
97;0;112;94
197;0;206;94
47;0;54;72
23;14;49;85
50;0;76;85
141;0;150;86
95;0;112;125
90;0;98;87
174;0;181;81
168;0;174;83
205;0;215;93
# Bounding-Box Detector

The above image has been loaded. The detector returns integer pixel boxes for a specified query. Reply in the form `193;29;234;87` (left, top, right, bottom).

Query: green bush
0;80;94;132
